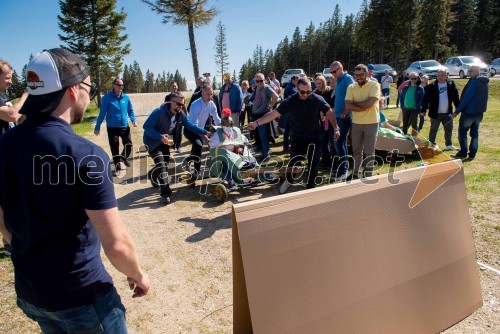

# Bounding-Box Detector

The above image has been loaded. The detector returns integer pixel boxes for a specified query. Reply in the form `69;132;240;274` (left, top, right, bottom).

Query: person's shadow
179;213;232;243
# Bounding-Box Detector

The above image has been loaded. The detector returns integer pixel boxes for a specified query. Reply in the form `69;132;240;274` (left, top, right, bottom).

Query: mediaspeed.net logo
26;71;45;90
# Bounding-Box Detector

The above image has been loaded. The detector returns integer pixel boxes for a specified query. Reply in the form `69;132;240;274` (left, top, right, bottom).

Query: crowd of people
0;47;491;332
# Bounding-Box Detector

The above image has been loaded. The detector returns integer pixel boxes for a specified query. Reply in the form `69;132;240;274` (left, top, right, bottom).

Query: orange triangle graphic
409;160;462;208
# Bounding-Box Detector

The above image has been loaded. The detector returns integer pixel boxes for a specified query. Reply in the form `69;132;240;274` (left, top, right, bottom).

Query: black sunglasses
331;68;339;74
80;82;98;100
113;83;124;87
255;79;264;83
173;101;185;107
410;77;418;80
299;90;312;95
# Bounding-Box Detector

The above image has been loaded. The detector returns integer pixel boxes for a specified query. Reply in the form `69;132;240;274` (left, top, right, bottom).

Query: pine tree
416;0;455;60
142;0;218;81
58;0;130;106
450;0;476;54
7;70;24;98
133;61;144;93
214;21;229;83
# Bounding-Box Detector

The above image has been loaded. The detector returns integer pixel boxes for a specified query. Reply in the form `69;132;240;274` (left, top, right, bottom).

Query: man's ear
67;84;79;101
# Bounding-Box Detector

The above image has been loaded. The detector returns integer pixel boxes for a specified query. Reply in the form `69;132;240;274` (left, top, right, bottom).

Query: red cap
222;108;231;117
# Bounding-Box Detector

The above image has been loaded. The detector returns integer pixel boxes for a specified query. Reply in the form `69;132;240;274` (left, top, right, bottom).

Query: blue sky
1;0;363;90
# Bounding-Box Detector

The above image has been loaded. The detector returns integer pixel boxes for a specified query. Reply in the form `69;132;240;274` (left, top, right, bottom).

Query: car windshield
323;68;330;74
461;56;481;64
421;60;440;68
286;69;303;75
373;64;392;70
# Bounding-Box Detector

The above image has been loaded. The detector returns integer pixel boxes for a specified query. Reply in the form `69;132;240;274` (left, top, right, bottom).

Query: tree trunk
188;22;199;81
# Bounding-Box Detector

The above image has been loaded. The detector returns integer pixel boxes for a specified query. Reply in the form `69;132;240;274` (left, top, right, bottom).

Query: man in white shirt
185;85;221;177
380;70;393;107
421;70;460;150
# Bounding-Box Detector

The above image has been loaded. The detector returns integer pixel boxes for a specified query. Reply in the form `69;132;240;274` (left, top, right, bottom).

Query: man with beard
344;64;381;180
0;48;149;333
143;92;210;204
248;78;340;193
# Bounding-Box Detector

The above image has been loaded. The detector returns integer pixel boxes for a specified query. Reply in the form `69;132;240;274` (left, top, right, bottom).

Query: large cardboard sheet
233;160;482;333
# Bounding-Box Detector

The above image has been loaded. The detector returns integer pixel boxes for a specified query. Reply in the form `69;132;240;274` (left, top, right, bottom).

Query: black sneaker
122;159;131;167
159;194;171;204
451;152;468;159
345;173;359;181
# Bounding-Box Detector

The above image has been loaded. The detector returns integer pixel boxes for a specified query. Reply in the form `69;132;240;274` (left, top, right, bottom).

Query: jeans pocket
57;305;103;334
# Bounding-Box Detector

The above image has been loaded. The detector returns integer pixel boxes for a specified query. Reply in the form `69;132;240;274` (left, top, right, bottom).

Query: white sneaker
333;172;349;181
279;181;291;194
443;145;459;151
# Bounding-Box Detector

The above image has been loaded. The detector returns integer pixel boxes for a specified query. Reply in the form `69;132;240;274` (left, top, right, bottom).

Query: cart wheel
214;184;228;203
419;147;435;160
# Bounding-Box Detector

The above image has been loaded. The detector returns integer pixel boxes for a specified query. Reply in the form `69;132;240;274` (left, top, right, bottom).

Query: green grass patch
71;101;99;135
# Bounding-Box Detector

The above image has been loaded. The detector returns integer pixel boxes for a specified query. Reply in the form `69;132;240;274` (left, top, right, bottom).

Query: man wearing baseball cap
0;48;149;332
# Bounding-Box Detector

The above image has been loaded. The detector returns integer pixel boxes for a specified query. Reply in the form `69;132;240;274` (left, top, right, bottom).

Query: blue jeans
382;88;390;106
333;116;352;176
458;113;483;158
17;287;127;334
257;123;270;158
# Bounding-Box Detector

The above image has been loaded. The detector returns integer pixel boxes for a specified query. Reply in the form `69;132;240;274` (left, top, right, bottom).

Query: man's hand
419;112;425;117
206;132;213;138
340;112;347;119
94;130;100;136
202;134;210;141
248;122;257;131
127;274;150;298
161;134;169;145
132;122;138;127
452;113;457;119
333;130;340;141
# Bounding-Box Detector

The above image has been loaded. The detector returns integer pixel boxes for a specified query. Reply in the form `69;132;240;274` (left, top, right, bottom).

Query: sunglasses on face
410;77;417;80
80;82;98;100
113;83;124;87
330;68;339;74
299;90;312;95
255;79;264;83
173;101;185;107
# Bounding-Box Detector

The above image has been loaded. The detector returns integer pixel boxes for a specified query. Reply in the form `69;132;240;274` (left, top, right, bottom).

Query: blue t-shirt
379;111;387;127
0;116;117;310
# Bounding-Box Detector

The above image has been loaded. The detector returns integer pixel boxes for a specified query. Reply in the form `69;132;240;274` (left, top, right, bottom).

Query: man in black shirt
248;78;340;193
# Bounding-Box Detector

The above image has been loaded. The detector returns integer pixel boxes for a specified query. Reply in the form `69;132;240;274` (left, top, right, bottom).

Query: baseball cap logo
27;71;45;90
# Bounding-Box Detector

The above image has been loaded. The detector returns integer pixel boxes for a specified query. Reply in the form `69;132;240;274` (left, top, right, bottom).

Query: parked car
281;69;306;87
406;60;448;79
444;56;489;78
322;68;332;80
371;64;397;82
489;58;500;77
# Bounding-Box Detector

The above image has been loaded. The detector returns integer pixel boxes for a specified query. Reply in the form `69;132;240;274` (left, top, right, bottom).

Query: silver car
406;60;448;79
444;56;489;78
489;58;500;77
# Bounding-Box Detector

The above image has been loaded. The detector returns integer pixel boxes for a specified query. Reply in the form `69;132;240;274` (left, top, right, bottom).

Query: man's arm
326;109;340;140
269;90;279;108
86;207;150;298
454;79;477;116
94;94;108;135
211;103;222;125
345;98;377;112
0;206;12;244
0;92;28;122
127;96;137;126
247;110;281;130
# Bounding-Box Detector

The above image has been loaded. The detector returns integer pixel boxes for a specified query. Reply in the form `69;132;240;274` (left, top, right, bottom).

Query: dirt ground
1;92;497;333
95;93;498;334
